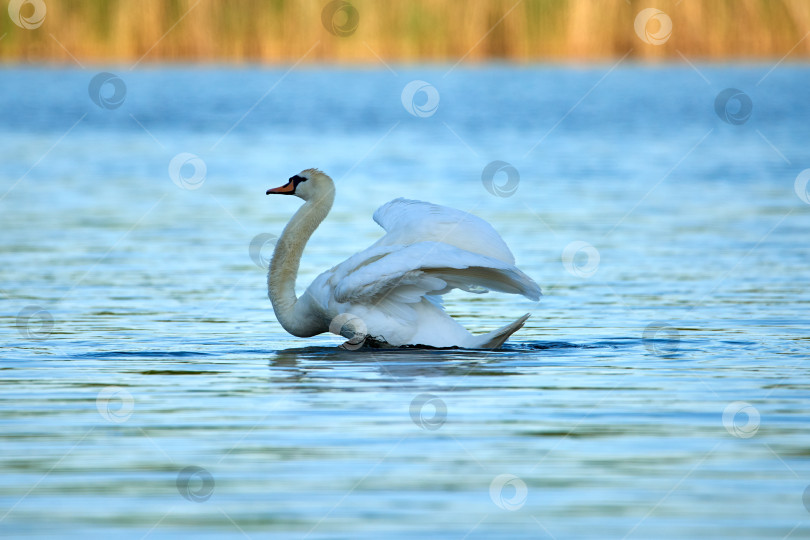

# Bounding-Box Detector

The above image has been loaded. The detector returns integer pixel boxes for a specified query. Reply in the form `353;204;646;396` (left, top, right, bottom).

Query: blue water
1;65;809;539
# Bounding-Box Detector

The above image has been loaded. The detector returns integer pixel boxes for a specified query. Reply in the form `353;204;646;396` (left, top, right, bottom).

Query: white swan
266;169;542;349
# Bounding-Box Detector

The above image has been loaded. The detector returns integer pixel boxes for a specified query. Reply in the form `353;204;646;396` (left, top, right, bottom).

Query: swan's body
266;169;541;349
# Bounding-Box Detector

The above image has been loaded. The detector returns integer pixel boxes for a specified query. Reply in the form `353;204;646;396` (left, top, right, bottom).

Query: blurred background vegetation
1;0;809;64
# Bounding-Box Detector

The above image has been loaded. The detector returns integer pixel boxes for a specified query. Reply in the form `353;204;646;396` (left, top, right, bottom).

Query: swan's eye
290;175;307;186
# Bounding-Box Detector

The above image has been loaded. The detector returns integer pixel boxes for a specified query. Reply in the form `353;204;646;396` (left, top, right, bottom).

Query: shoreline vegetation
2;0;809;64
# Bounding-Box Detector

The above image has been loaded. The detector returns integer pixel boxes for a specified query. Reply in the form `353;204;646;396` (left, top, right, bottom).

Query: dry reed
1;0;809;64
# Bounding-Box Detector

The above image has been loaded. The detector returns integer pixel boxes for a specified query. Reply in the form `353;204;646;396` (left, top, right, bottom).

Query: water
1;65;809;539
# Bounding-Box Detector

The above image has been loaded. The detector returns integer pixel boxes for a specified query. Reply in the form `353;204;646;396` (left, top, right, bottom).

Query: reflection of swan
266;169;542;349
269;346;497;381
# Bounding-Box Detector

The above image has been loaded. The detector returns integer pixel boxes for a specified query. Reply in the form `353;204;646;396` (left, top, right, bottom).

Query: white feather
267;171;542;349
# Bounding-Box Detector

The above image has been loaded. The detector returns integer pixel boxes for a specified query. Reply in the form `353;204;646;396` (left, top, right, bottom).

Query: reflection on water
1;65;810;538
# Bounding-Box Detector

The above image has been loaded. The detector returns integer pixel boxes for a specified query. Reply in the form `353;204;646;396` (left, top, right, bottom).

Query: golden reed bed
2;0;810;64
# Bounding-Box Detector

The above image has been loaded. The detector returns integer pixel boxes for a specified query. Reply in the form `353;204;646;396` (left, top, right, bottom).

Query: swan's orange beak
266;180;295;195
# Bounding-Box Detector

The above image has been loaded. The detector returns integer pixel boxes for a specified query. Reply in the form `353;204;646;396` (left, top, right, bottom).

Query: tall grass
1;0;809;64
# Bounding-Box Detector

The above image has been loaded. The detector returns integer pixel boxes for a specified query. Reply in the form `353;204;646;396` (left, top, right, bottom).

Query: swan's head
266;168;334;201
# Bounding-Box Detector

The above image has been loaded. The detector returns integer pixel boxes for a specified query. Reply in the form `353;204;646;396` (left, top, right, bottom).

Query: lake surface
1;65;809;539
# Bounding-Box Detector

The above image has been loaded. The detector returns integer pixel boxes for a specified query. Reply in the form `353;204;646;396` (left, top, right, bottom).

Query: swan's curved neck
268;189;334;336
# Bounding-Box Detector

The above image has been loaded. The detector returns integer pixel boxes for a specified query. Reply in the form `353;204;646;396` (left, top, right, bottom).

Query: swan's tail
469;313;531;349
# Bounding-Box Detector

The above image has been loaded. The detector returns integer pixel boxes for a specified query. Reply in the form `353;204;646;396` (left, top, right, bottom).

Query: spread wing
329;241;541;307
309;199;540;326
372;198;517;265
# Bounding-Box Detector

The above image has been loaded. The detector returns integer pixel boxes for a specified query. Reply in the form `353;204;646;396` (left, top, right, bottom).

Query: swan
266;168;542;349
